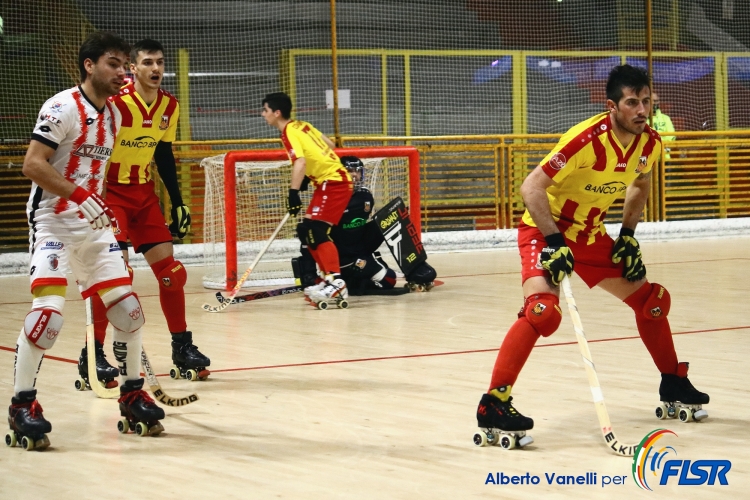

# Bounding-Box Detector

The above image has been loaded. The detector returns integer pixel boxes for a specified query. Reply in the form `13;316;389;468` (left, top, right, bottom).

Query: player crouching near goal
475;65;709;448
8;32;163;451
261;92;353;308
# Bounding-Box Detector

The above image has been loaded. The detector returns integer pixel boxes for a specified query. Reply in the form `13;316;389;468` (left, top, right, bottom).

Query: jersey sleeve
31;97;75;150
538;130;586;185
161;100;180;142
282;125;307;161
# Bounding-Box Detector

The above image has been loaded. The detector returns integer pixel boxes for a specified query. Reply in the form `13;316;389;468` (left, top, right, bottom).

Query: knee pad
24;308;64;350
641;282;671;320
296;222;306;244
522;293;562;338
371;267;397;289
157;259;187;291
302;219;332;250
105;292;145;333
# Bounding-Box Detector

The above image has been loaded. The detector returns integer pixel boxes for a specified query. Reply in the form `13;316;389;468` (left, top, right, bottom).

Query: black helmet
340;156;365;188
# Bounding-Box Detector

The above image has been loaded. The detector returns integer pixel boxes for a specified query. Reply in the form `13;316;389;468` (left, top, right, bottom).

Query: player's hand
540;233;574;286
69;186;117;231
288;189;302;216
299;176;311;192
169;204;192;239
611;227;646;282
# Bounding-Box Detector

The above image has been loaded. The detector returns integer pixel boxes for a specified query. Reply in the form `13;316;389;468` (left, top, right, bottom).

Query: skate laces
28;400;45;419
119;389;157;407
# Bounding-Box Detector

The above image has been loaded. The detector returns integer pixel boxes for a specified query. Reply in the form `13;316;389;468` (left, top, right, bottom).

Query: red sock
488;317;540;391
624;282;678;375
313;241;341;275
91;293;108;344
150;256;187;333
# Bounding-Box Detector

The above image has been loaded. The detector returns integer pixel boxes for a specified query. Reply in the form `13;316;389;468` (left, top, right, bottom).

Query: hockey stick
140;347;199;407
203;213;291;313
214;285;303;305
561;277;638;457
84;297;119;399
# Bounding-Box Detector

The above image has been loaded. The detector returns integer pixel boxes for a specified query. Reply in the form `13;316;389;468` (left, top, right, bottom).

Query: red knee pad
157;260;187;290
628;282;671;320
522;293;562;337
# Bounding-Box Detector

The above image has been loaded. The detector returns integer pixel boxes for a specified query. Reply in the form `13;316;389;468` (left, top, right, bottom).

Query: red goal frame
222;146;421;289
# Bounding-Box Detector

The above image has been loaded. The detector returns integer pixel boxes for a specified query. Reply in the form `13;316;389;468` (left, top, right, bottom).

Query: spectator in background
651;91;676;160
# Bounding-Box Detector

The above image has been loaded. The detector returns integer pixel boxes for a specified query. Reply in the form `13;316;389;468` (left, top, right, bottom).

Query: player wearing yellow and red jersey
262;92;353;305
84;39;210;387
475;65;708;439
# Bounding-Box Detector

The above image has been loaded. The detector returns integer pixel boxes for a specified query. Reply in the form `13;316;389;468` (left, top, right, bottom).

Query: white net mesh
201;153;409;290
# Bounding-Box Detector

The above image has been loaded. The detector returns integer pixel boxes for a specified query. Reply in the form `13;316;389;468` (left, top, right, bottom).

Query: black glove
611;227;646;282
287;189;302;216
540;233;574;286
299;176;311;192
169;204;191;239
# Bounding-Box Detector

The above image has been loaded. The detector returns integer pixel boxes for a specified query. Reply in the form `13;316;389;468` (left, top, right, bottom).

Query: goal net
201;147;420;290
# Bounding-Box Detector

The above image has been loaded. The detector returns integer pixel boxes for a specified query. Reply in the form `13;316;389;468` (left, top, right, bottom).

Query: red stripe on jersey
556;198;579;234
591;135;607;171
281;122;297;161
542;115;608;177
578;207;603;244
105;101;118;138
107;162;120;183
129;165;141;184
641;127;657;158
113;94;133;128
53;91;88;215
131;92;163;127
162;93;177;121
86;111;106;194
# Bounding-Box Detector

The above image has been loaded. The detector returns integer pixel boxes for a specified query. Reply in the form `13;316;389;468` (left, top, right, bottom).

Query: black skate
75;341;119;391
170;331;211;381
655;362;709;423
473;385;534;449
117;379;165;436
6;390;51;451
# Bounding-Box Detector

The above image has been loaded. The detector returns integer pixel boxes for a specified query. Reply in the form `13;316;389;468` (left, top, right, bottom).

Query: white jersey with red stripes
26;86;119;226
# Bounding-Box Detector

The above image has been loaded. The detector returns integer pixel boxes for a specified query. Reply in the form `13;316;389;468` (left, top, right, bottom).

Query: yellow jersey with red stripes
106;83;179;185
521;112;662;245
281;120;351;185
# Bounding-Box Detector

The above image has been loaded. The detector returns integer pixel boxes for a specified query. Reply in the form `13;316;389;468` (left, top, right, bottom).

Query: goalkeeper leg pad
522;293;562;338
626;282;671;320
302;219;332;250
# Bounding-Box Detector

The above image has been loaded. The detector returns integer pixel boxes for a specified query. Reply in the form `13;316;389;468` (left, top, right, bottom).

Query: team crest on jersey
549;152;567;171
49;101;64;113
364;201;371;213
47;254;59;271
636;156;648;174
159;115;170;130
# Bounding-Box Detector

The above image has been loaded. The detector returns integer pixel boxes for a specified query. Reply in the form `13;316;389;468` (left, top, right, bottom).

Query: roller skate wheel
135;422;149;436
338;299;349;309
186;369;198;381
5;431;17;447
473;432;488;447
74;378;86;391
655;404;668;420
693;409;708;421
317;301;328;310
170;367;180;380
518;435;534;448
678;408;692;422
21;435;34;451
500;434;516;450
117;418;130;434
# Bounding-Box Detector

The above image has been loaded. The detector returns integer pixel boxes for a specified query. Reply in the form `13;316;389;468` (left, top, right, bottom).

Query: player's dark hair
263;92;293;119
606;65;650;104
131;38;164;64
78;31;130;83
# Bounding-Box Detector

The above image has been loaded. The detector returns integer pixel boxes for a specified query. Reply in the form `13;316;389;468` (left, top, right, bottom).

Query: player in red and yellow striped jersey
476;65;708;436
262;92;353;305
83;39;211;385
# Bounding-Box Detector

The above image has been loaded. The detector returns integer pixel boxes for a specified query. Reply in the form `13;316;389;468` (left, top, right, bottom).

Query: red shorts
106;182;172;253
518;222;624;288
306;179;353;225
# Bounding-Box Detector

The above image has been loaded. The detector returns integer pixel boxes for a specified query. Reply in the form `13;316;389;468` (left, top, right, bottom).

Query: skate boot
75;341;119;391
6;389;51;451
473;385;534;449
308;275;349;310
303;276;326;302
170;331;211;381
117;378;165;436
655;362;709;422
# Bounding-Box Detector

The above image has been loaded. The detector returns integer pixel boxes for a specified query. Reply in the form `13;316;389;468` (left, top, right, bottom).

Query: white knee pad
24;308;64;350
105;292;145;333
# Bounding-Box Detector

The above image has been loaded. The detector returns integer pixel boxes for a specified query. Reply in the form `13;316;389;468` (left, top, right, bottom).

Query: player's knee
523;293;562;337
24;296;65;350
302;219;331;250
105;292;145;333
371;267;397;289
157;259;187;291
635;282;671;320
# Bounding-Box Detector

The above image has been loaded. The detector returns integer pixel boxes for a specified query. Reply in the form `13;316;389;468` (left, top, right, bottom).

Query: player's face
261;103;281;127
88;51;129;96
132;50;165;91
609;86;650;136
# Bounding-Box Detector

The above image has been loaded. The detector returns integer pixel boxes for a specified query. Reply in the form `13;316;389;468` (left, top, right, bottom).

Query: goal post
202;146;421;290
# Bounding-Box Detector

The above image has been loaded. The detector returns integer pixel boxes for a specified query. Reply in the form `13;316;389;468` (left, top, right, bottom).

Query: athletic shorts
306;179;353;225
106;182;172;253
29;223;131;298
518;222;624;288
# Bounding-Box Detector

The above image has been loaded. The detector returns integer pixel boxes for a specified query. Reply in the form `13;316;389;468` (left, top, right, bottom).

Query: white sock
14;329;45;396
112;327;142;385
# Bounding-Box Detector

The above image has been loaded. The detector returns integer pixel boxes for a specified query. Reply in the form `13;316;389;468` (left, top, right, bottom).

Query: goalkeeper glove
611;227;646;282
169;205;192;239
540;233;574;286
288;189;302;216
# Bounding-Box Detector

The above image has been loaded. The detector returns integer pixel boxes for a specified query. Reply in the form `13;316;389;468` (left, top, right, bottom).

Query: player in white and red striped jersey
8;32;164;451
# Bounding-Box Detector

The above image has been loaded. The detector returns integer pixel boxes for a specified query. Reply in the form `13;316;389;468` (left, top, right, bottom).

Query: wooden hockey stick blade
561;277;638;457
140;347;199;407
215;285;303;305
85;298;119;399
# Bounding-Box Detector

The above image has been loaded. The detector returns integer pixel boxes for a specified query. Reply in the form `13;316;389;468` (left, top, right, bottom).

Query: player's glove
169;204;192;239
611;227;646;282
299;176;311;192
287;189;302;216
540;233;574;286
69;186;118;231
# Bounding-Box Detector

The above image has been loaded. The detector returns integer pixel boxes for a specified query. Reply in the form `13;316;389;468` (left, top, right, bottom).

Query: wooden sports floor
1;236;748;499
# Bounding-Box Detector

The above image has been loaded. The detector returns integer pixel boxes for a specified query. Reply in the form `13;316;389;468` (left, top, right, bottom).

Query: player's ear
606;99;617;112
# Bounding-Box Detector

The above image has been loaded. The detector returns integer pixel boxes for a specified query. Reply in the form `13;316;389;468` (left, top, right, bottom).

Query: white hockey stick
83;297;119;399
203;213;291;313
141;347;199;407
561;277;638;457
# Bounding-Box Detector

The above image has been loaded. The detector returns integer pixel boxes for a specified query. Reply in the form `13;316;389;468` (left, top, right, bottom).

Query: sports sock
624;283;678;375
314;241;341;275
14;329;45;395
150;256;187;333
488;317;540;390
91;292;109;344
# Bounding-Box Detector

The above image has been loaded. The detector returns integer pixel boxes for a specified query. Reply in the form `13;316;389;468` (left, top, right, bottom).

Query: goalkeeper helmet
341;156;365;189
